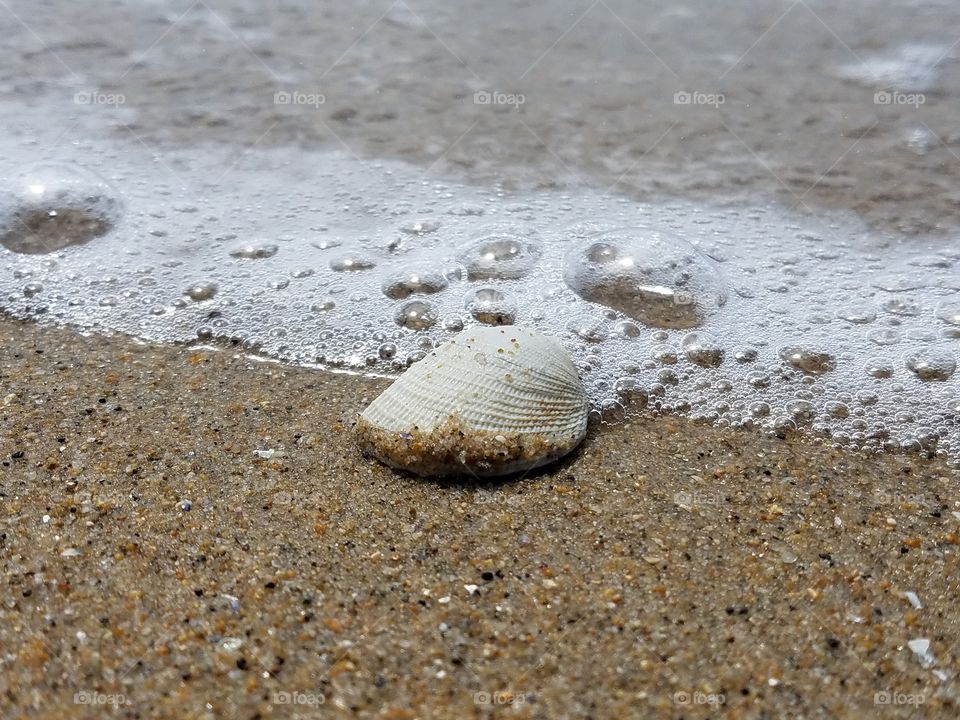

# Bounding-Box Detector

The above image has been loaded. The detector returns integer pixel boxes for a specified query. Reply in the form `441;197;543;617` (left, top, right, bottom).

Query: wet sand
1;316;958;718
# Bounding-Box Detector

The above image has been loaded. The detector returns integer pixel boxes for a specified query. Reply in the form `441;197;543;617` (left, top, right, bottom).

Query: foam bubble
230;243;278;259
779;346;837;375
0;162;121;255
682;332;725;368
381;266;448;299
905;351;956;381
562;228;726;329
330;254;376;272
465;288;516;325
458;231;542;280
1;132;958;460
394;300;437;330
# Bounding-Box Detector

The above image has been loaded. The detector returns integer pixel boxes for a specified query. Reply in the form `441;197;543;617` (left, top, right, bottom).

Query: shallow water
1;0;959;458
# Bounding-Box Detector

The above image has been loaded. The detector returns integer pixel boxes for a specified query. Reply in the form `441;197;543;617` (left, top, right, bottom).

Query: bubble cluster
1;134;958;460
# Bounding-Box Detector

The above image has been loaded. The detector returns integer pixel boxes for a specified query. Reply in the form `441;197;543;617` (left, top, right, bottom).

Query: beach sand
1;316;957;718
3;3;960;715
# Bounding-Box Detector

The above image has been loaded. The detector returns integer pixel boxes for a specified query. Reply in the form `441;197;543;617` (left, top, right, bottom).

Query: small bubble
651;345;678;365
866;362;894;379
330;254;375;272
837;305;876;324
568;315;609;342
185;282;217;301
779;346;836;374
458;232;543;280
867;328;900;346
936;301;960;326
614;377;648;409
614;319;640;337
464;288;516;325
750;401;770;417
881;298;920;316
681;332;724;367
399;218;441;235
381;266;448;299
905;351;956;381
448;204;485;216
825;401;849;418
378;342;397;359
785;399;816;423
394;300;437;330
229;243;278;259
858;391;879;406
442;316;464;332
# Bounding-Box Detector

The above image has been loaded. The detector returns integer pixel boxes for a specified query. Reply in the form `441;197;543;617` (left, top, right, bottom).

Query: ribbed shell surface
360;326;588;440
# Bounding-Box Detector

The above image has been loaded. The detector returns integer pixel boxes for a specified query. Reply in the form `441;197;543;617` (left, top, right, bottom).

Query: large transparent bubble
0;162;122;255
562;228;727;329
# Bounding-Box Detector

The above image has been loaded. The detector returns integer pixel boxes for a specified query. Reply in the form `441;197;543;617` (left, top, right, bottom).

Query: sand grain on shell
355;414;584;477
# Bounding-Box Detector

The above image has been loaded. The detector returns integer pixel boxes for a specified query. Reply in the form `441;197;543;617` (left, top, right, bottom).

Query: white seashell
356;326;589;477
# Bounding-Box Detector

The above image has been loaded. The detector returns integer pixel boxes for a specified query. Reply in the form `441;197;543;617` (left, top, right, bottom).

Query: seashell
355;326;589;477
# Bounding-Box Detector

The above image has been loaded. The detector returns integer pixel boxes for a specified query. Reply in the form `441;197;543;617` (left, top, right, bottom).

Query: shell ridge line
363;360;478;432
